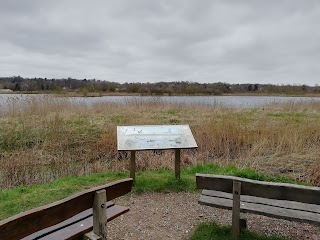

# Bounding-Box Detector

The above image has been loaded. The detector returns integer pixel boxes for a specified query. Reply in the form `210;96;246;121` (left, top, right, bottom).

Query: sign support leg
130;150;136;181
175;149;181;179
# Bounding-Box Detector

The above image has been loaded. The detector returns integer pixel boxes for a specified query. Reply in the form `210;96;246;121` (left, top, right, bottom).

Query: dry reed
0;96;319;188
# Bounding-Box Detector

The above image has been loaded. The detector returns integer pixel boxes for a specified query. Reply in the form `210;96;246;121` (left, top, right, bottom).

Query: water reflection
1;94;320;112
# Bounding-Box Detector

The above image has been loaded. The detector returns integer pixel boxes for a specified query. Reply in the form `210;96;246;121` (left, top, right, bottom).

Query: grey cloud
0;0;320;85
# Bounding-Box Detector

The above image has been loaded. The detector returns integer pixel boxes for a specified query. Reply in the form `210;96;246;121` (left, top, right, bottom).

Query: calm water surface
1;94;320;110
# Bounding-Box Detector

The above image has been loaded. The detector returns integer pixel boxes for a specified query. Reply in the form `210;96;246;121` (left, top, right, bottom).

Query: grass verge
0;163;297;220
190;222;287;240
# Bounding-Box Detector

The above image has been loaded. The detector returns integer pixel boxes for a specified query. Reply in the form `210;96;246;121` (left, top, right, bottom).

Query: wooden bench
0;178;133;240
196;173;320;240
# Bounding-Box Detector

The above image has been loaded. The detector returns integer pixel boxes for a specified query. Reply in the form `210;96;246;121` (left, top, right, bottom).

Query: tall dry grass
0;96;319;188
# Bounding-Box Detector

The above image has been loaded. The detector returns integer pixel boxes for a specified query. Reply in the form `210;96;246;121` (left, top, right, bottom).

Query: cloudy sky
1;1;320;85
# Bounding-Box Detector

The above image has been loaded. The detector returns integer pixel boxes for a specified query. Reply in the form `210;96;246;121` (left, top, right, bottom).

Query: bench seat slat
199;193;320;226
202;190;320;214
196;173;320;205
23;204;129;240
22;202;115;240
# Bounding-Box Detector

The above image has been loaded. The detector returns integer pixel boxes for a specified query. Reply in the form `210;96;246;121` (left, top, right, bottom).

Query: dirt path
107;192;320;240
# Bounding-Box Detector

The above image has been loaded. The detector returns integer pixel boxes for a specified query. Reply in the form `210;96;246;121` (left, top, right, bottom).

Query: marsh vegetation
0;95;319;188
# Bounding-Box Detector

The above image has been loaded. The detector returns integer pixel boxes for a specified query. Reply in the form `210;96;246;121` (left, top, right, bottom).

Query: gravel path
107;192;320;240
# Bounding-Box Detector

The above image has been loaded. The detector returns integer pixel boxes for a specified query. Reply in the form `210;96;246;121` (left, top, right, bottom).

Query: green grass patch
184;164;296;184
110;115;126;124
165;109;179;116
268;111;318;122
0;171;127;220
134;170;194;193
238;109;259;124
0;163;299;220
190;222;287;240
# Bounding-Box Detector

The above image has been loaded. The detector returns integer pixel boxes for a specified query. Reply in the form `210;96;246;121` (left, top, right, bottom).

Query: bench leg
84;190;107;240
232;181;241;240
240;217;247;229
83;232;102;240
93;189;107;240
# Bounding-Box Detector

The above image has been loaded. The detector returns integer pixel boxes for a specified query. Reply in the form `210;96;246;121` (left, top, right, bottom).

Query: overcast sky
0;1;320;85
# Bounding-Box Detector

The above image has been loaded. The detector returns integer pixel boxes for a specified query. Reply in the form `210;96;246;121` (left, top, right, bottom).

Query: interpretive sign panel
117;125;197;151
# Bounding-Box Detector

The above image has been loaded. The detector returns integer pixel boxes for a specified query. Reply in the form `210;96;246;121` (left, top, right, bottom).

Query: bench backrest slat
0;178;133;240
196;174;320;205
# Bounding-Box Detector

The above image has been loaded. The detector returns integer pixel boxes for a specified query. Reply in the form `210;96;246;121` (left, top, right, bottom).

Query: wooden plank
202;190;320;214
175;149;181;179
0;178;133;240
232;181;241;240
22;202;115;240
196;174;320;205
199;195;320;226
24;205;129;240
93;190;107;239
130;151;136;180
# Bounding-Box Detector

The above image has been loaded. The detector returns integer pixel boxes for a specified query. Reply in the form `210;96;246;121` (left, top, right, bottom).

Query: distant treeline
0;76;319;95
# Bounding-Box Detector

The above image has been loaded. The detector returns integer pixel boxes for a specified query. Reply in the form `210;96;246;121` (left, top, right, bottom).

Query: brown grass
307;164;320;187
0;95;319;188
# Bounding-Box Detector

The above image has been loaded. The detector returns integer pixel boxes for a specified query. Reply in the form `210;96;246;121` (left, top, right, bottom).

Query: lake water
1;94;320;111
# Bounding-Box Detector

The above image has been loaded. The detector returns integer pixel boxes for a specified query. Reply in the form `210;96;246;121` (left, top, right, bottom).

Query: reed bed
0;95;319;188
